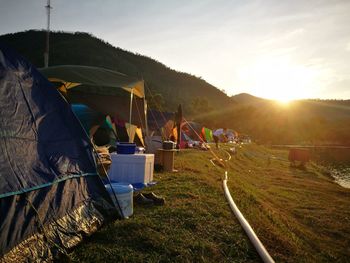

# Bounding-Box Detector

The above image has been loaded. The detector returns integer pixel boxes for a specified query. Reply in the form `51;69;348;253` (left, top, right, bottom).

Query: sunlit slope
199;94;350;145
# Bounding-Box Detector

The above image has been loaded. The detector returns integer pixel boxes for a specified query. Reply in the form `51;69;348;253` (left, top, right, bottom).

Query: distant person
213;128;228;149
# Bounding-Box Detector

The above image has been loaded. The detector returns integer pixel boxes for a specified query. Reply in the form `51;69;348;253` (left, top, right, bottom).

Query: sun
237;56;318;102
275;96;292;105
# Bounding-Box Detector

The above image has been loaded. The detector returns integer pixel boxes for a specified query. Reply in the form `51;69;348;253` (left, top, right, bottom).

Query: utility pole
44;0;52;68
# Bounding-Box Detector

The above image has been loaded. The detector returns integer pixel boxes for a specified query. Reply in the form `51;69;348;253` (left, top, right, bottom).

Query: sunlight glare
237;56;319;101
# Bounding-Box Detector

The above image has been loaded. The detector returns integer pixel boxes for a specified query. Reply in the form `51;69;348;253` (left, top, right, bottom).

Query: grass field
70;144;350;262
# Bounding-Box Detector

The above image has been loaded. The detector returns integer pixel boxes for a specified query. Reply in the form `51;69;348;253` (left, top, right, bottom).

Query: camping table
156;149;178;172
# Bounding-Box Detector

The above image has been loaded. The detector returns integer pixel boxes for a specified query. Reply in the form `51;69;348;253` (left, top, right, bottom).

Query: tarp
69;91;146;127
39;65;145;98
0;44;117;262
39;65;146;127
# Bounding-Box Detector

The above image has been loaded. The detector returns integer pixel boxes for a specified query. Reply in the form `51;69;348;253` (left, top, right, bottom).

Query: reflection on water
329;167;350;189
311;148;350;189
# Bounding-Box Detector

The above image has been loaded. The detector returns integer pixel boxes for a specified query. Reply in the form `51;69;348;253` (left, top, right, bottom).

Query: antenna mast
44;0;52;68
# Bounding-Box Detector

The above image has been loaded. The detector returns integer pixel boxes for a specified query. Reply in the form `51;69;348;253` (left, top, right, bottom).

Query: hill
198;97;350;145
231;93;268;104
0;30;231;113
1;30;350;145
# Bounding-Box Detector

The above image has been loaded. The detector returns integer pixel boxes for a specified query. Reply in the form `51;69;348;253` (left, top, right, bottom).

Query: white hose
223;171;275;263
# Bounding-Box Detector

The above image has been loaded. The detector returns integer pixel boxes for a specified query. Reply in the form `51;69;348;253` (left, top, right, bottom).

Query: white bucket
105;183;133;218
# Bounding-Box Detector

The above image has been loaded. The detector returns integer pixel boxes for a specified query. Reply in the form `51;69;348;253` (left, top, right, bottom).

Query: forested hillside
1;30;350;145
0;30;231;112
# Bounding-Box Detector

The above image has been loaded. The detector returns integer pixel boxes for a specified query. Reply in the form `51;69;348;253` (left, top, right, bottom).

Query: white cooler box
108;153;154;184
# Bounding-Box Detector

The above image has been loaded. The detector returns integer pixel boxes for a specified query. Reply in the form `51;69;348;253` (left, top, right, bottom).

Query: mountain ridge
1;30;350;145
0;30;232;113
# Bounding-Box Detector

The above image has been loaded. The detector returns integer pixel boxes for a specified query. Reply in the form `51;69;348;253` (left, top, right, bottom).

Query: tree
190;97;213;116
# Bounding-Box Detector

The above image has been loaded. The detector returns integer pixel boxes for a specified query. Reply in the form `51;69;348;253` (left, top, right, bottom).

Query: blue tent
0;44;119;262
71;103;106;134
71;103;117;145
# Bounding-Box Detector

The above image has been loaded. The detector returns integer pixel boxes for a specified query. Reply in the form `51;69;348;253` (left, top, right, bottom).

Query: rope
91;143;125;219
145;83;169;125
70;108;125;218
145;83;173;139
134;98;145;130
183;118;223;164
148;108;164;137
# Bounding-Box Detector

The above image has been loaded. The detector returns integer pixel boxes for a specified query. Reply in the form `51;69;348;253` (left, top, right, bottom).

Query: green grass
70;144;350;262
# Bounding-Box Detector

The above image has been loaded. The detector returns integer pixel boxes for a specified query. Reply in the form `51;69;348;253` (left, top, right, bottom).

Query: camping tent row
180;121;213;148
70;105;177;147
71;103;145;147
40;66;181;147
180;121;238;148
0;44;143;262
39;65;148;144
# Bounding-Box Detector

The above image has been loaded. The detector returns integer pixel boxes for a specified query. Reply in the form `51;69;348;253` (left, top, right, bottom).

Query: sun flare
237;56;319;101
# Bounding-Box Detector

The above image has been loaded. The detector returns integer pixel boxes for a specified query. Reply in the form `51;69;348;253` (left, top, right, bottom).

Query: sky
1;0;350;101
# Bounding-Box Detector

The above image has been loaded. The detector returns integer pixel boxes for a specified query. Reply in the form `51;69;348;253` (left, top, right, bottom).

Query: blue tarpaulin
0;43;118;262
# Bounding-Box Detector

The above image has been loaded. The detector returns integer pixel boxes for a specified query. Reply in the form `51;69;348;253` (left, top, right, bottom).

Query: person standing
213;128;228;149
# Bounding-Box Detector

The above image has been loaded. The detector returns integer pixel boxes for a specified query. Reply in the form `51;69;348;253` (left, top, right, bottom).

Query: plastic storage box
116;142;136;154
163;141;175;150
108;153;154;184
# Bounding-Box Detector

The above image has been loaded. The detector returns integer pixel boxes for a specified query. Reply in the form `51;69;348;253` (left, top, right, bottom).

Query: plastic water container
105;183;133;218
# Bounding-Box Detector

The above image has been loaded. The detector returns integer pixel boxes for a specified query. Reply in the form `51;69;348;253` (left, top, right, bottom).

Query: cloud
346;42;350;51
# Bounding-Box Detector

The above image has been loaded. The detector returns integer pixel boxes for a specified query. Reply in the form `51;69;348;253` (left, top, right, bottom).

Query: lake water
329;167;350;189
311;148;350;189
272;145;350;188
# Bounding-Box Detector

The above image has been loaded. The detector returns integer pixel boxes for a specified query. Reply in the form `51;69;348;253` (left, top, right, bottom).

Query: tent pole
144;97;149;138
129;88;134;142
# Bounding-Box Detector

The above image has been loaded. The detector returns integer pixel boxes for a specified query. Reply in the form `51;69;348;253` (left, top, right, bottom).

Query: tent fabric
125;123;145;146
0;44;117;262
66;89;145;127
203;127;213;142
39;65;145;98
113;121;144;146
147;109;175;139
71;104;117;145
135;127;145;146
147;110;175;132
71;104;106;135
125;123;137;143
181;121;203;141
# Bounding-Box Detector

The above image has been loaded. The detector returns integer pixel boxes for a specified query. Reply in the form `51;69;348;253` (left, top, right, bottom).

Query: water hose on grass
223;171;275;263
181;121;274;262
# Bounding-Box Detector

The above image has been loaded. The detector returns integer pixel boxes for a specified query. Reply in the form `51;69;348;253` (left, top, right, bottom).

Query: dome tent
0;43;119;262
